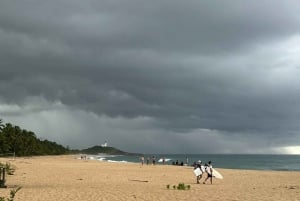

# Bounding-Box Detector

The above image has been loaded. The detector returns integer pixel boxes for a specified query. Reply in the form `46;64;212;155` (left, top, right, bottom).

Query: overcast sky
1;0;300;154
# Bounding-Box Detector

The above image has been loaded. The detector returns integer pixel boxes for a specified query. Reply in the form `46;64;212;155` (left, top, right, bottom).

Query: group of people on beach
193;160;213;184
140;156;187;166
140;156;157;165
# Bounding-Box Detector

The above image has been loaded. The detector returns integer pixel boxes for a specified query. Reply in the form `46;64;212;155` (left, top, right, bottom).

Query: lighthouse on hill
101;141;108;147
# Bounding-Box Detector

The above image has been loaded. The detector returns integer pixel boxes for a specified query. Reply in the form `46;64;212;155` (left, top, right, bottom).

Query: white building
101;141;108;147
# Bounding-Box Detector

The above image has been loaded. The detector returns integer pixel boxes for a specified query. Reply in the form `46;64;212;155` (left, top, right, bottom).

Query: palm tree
0;118;4;132
0;121;10;154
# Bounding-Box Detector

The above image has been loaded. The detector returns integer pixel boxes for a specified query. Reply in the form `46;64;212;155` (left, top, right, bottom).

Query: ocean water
83;154;300;171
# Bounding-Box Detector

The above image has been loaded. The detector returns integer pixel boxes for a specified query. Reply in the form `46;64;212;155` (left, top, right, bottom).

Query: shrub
177;183;185;190
167;183;191;190
0;163;15;175
0;187;21;201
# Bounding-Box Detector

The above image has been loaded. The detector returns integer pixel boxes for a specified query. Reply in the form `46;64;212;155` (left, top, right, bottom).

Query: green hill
80;146;137;155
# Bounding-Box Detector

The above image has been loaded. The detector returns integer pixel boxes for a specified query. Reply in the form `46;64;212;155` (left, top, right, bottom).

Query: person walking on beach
203;161;213;184
140;156;145;166
194;160;204;184
152;156;156;165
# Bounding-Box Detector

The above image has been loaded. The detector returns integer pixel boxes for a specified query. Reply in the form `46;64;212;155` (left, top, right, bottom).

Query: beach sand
1;155;300;201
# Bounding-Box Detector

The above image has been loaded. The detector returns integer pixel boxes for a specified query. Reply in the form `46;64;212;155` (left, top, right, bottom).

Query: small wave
97;157;106;161
107;160;128;163
97;153;122;157
158;158;172;162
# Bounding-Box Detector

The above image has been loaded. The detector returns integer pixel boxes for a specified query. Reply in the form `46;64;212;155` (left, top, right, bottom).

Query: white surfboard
212;168;223;179
193;167;202;176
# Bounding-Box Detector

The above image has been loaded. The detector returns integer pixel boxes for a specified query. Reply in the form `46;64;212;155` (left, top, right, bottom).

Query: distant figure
203;161;213;184
186;156;189;165
146;157;150;165
175;160;179;165
152;156;156;165
162;157;165;165
140;156;145;166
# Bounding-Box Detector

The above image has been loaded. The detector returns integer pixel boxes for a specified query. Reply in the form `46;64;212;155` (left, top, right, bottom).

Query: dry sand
1;155;300;201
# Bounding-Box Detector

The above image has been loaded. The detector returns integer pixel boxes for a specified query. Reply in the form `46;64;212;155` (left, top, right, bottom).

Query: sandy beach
1;155;300;201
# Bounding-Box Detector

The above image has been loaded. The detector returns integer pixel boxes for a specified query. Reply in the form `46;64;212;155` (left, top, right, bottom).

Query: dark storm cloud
1;0;300;153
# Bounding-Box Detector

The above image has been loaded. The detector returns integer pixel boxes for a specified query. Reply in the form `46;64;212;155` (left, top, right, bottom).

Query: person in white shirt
203;161;213;184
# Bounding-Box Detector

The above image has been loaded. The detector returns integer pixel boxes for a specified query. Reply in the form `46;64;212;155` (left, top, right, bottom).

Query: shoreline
1;155;300;201
2;154;300;171
76;153;300;172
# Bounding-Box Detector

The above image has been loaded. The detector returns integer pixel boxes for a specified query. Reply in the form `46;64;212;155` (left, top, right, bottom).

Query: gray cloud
1;0;300;153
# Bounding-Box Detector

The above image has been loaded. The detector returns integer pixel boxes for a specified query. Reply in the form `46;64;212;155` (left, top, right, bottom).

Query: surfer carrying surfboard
203;161;213;184
194;160;204;184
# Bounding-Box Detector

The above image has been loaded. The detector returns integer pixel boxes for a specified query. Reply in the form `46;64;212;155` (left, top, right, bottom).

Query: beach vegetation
0;162;15;175
177;183;185;190
0;186;21;201
0;119;4;132
168;183;191;190
0;118;69;157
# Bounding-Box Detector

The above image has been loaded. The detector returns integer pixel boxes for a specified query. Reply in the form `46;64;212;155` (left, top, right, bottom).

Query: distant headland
79;145;139;156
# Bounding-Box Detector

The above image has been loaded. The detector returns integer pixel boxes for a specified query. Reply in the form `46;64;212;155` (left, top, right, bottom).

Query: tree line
0;118;69;156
